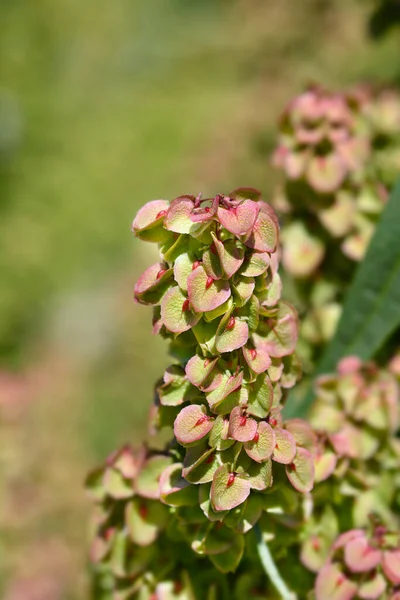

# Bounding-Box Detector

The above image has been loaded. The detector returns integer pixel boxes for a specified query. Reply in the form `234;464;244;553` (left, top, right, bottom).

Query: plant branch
254;524;297;600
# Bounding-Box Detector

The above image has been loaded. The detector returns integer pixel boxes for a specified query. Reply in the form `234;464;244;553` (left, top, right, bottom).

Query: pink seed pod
205;276;214;289
227;473;235;487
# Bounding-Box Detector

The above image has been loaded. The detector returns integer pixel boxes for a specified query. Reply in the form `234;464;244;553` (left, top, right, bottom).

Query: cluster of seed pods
309;356;400;516
271;84;400;362
314;525;400;600
273;86;370;196
298;356;400;591
86;445;225;600
85;446;175;597
272;84;398;270
133;189;315;518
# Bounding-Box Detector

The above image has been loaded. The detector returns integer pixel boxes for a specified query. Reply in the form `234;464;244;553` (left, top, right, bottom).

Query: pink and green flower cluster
271;84;400;366
309;356;400;521
272;84;399;270
86;445;229;600
86;180;400;599
86;190;319;598
299;357;400;591
132;190;315;514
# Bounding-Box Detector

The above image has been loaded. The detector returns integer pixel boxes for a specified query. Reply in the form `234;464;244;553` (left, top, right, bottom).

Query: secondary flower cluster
299;356;400;584
86;443;313;598
271;84;400;365
315;525;400;600
310;356;400;507
86;445;234;600
86;446;174;598
273;84;400;269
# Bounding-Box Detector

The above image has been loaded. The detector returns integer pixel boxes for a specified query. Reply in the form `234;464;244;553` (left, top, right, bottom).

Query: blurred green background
0;1;399;598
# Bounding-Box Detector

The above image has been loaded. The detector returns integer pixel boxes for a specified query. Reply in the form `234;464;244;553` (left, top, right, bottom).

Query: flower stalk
255;524;297;600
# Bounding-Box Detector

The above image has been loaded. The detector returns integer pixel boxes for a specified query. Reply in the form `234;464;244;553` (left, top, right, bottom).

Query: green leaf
164;195;196;233
184;446;219;484
272;428;296;465
244;421;275;463
358;573;386;599
157;366;198;406
161;286;201;333
247;460;272;491
159;463;199;506
209;415;235;451
185;355;219;389
205;371;243;411
211;233;244;278
85;467;106;502
215;315;249;353
110;530;130;578
134;262;173;305
173;252;197;291
246;373;273;418
239;252;270;277
199;483;227;522
244;208;279;253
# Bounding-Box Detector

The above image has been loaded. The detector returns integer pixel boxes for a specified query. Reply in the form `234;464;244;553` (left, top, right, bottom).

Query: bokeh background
1;1;399;598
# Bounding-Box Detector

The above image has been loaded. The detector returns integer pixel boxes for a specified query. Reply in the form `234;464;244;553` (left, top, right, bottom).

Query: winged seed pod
314;525;400;600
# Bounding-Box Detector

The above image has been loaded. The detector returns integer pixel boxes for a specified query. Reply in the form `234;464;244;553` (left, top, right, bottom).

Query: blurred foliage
0;1;400;598
369;0;400;39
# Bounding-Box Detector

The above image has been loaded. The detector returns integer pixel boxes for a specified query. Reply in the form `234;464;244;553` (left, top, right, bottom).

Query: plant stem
254;524;297;600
